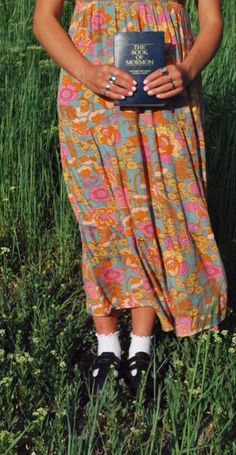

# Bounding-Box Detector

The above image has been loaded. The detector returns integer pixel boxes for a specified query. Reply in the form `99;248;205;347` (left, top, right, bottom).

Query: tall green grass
0;0;235;453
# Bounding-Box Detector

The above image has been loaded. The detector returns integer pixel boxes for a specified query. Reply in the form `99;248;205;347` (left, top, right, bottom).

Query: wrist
180;60;198;84
74;57;91;82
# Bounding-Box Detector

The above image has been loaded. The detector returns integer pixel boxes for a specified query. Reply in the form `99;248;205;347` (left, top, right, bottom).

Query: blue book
114;32;166;107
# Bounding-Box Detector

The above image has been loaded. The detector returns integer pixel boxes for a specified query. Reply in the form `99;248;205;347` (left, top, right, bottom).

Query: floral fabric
57;0;228;336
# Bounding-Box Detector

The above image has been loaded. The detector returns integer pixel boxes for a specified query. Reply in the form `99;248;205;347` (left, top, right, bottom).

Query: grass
0;0;235;453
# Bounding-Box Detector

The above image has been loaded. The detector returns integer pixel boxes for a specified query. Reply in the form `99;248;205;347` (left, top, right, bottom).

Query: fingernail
156;94;163;98
147;90;153;95
143;79;148;84
132;85;137;91
143;86;148;91
121;95;125;99
133;80;137;84
128;91;133;96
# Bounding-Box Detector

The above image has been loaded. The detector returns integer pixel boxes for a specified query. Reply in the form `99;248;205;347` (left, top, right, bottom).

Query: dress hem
87;304;228;338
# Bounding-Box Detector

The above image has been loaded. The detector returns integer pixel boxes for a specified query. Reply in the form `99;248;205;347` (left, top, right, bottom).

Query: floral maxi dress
57;0;228;337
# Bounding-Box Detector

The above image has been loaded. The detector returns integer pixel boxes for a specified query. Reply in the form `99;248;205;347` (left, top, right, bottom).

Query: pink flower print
89;185;110;202
178;262;190;276
160;154;172;164
175;131;188;149
142;144;153;163
58;84;78;106
189;182;200;196
203;262;224;280
157;12;168;26
140;221;155;238
100;267;126;283
114;188;128;208
91;12;106;30
175;317;193;336
84;280;98;299
141;113;154;127
75;2;83;13
115;130;122;145
179;234;191;247
185;202;208;220
166;238;175;250
188;222;201;232
138;5;155;25
60;146;70;161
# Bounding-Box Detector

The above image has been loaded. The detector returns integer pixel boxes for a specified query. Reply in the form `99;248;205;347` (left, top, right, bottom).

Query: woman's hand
80;62;137;100
143;63;191;99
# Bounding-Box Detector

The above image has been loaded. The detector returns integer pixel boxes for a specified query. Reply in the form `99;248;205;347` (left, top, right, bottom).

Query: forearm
182;19;224;81
33;14;90;81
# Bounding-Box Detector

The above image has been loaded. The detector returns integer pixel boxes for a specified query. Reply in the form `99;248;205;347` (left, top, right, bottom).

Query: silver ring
109;73;117;83
102;83;111;96
161;66;169;76
102;82;112;96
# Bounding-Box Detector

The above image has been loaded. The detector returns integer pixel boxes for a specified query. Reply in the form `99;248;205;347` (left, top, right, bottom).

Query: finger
100;82;136;99
100;88;126;100
101;75;136;95
155;88;183;99
102;68;137;95
116;77;137;92
109;82;137;97
144;75;173;90
108;66;137;89
143;67;165;83
146;81;181;96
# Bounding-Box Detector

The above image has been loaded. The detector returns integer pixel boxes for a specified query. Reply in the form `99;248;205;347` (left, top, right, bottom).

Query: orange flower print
72;119;90;136
164;252;181;277
97;125;116;146
94;208;117;230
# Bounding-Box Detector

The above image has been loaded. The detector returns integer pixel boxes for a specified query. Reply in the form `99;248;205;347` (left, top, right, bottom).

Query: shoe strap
93;353;121;370
127;352;151;371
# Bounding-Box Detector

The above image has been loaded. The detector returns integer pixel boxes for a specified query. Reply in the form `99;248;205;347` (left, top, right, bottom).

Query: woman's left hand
143;63;191;99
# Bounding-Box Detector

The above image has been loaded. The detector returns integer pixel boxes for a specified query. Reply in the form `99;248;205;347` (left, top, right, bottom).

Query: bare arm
143;0;224;98
32;0;136;100
33;0;89;82
182;0;224;80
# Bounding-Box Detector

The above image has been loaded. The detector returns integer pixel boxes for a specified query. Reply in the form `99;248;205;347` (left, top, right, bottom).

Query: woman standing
33;0;227;397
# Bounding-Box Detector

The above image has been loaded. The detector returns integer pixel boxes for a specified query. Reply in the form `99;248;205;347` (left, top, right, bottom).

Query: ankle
128;331;154;359
95;330;121;359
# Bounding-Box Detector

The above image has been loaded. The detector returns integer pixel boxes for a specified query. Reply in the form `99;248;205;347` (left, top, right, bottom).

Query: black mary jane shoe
122;351;155;398
90;352;122;397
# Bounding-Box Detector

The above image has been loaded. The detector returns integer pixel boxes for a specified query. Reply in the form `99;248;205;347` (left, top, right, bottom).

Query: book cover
114;32;166;107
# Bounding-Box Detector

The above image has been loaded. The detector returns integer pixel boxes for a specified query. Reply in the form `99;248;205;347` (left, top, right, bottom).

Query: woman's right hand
79;62;137;100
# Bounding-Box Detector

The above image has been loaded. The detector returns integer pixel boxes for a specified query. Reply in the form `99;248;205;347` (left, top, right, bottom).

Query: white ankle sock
128;331;154;376
93;330;121;377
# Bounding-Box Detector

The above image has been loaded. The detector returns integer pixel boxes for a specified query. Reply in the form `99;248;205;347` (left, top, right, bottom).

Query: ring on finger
169;74;176;90
161;66;169;76
109;73;117;83
102;82;112;96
